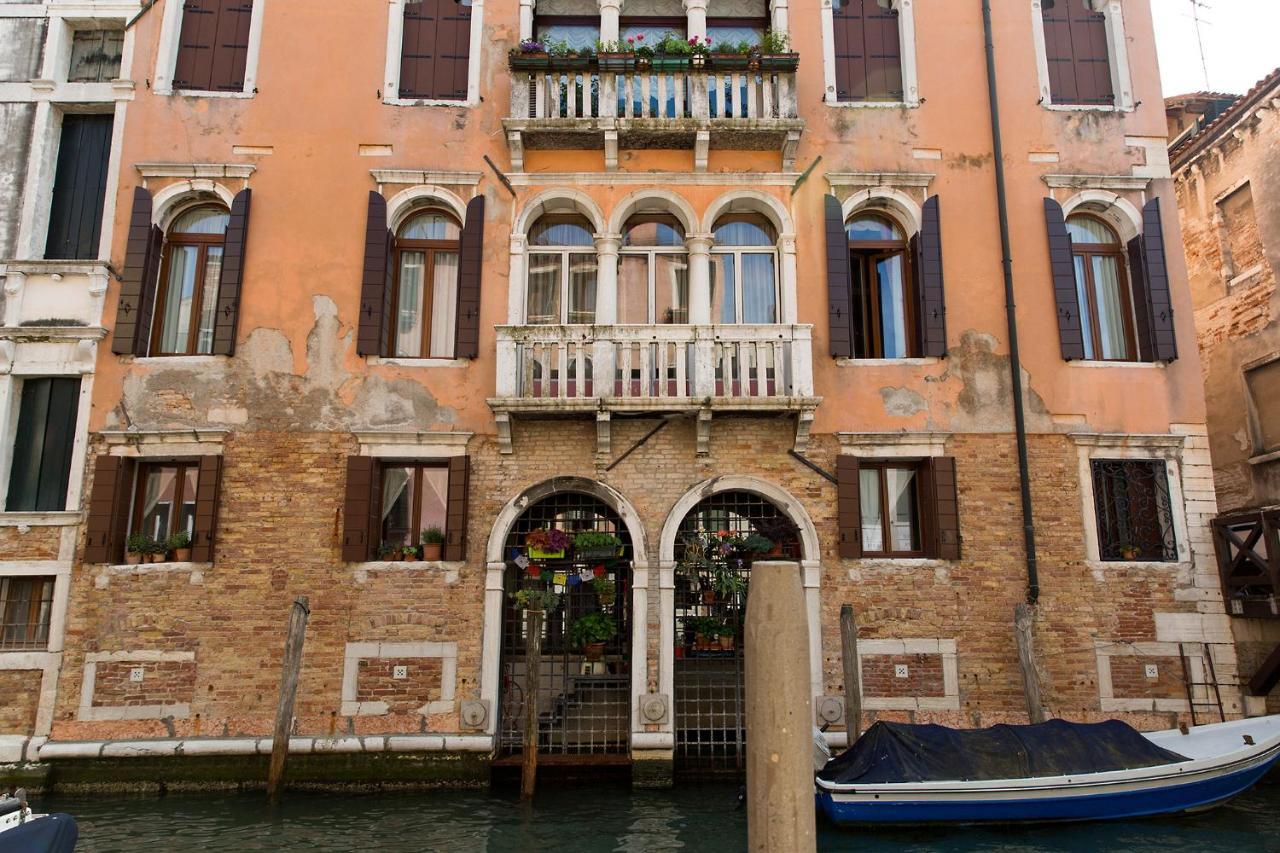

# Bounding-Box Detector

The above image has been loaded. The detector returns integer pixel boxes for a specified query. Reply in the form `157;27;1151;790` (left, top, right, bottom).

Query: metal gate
498;492;632;759
673;491;801;773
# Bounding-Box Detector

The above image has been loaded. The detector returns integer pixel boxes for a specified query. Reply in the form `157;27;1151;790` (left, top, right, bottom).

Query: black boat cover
0;813;79;853
818;719;1190;784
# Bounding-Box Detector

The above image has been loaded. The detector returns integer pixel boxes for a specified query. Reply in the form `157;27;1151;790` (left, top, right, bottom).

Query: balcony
503;60;804;171
489;324;819;455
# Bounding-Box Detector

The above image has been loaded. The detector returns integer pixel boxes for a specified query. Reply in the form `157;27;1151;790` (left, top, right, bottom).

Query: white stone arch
1060;190;1143;244
606;188;698;237
658;475;820;563
841;187;924;236
484;476;650;566
700;189;794;236
385;184;469;233
152;180;236;231
514;188;607;236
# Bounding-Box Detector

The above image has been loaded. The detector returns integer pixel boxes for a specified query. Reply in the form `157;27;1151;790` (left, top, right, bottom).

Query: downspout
980;0;1040;604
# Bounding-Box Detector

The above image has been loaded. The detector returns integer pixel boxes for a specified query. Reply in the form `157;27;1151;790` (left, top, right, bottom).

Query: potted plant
653;31;691;71
758;29;799;72
402;543;421;562
593;576;617;607
569;611;617;661
513;587;560;612
689;35;711;70
125;532;150;565
690;616;724;651
548;39;592;71
166;530;192;562
632;34;654;71
377;541;402;562
712;40;755;71
421;526;445;561
526;528;571;560
508;38;550;70
713;563;747;601
717;623;737;651
574;530;622;562
596;38;634;73
1118;542;1142;561
147;537;167;563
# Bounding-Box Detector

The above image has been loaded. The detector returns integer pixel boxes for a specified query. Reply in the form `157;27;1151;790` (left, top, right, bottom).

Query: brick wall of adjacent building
92;661;196;708
0;526;62;561
355;658;444;711
1107;656;1186;702
861;655;946;699
0;670;41;733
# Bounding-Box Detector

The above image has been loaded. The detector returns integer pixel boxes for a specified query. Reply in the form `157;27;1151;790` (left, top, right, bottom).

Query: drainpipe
980;0;1040;604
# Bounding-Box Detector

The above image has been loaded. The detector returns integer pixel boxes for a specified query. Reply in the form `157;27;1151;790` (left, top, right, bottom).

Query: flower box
509;53;551;71
598;52;634;73
711;54;753;72
759;53;799;72
555;55;593;71
651;56;690;72
528;547;566;560
577;546;622;562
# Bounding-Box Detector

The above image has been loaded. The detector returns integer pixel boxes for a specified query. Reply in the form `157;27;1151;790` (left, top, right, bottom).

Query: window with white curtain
619;214;689;324
379;462;450;549
392;209;461;358
710;213;778;324
526;214;598;324
1066;214;1136;362
154;206;230;356
859;463;922;556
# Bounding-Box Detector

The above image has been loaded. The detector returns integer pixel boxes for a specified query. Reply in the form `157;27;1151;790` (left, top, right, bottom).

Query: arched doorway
497;491;633;760
672;490;802;773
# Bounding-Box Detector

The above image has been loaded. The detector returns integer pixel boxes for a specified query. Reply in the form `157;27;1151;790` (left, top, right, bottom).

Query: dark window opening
1092;459;1177;562
1067;214;1137;361
152;206;230;356
44;113;113;260
69;29;124;81
6;377;80;512
131;462;199;543
390;209;461;358
378;462;450;549
0;576;55;650
847;212;916;358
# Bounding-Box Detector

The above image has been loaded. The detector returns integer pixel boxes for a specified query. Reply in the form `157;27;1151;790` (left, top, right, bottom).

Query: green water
39;778;1280;852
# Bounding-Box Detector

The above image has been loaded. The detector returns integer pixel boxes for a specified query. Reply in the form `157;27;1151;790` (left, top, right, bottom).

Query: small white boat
817;715;1280;825
0;790;78;850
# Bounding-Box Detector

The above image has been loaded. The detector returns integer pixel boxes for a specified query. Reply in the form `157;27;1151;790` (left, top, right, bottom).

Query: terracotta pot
403;551;419;562
174;547;192;562
718;634;735;651
584;641;606;662
422;542;443;561
125;552;142;565
701;589;716;605
149;553;165;563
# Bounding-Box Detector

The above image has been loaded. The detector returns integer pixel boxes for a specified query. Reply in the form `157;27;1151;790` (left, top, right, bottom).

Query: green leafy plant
655;31;692;56
421;526;446;545
127;532;153;554
596;38;634;54
713;564;748;599
592;576;617;606
731;40;755;55
689;35;712;58
760;29;790;53
401;543;421;558
377;541;402;560
689;616;727;639
513;587;561;612
165;530;191;551
573;531;621;551
568;611;618;648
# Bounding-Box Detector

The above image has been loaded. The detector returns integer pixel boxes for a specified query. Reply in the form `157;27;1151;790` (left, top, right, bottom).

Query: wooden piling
839;604;861;738
1014;602;1046;724
267;595;310;802
520;607;544;801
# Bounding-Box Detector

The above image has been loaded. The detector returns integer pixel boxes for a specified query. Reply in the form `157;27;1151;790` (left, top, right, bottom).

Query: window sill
835;357;941;367
1248;449;1280;466
367;357;470;368
824;98;919;109
96;562;209;586
0;511;80;527
351;560;464;585
1085;558;1188;571
383;96;476;108
129;355;228;365
849;557;950;568
1042;103;1133;114
158;89;255;100
1066;360;1165;369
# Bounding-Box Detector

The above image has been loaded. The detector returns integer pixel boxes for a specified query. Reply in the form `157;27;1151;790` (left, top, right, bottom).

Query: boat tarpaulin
818;719;1191;784
1;813;79;852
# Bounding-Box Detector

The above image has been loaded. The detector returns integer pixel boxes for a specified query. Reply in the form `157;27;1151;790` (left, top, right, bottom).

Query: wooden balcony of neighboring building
488;324;819;455
503;59;804;171
1213;507;1280;620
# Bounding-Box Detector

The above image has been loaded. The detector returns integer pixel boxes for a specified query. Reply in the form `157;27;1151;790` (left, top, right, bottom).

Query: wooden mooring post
521;607;544;801
1014;602;1046;724
267;595;310;802
839;604;861;738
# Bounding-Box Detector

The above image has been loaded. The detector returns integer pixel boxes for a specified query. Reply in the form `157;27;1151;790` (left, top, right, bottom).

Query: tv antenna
1188;0;1212;89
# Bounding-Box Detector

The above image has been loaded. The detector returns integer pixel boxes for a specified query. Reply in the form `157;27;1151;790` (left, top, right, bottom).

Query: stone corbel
596;410;611;457
781;130;801;171
694;130;710;172
2;271;24;327
604;130;619;171
0;340;15;375
794;409;814;453
75;339;97;374
495;411;513;454
696;408;712;457
506;130;525;172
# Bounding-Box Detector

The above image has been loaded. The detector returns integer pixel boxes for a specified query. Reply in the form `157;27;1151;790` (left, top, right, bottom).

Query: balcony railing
503;61;803;170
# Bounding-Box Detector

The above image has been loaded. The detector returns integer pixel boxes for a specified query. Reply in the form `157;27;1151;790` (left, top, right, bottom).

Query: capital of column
3;271;25;297
681;0;708;10
779;232;797;254
594;233;623;254
509;234;527;252
599;0;623;11
685;233;714;254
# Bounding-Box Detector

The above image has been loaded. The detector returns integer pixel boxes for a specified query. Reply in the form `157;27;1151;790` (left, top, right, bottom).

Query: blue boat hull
818;752;1280;825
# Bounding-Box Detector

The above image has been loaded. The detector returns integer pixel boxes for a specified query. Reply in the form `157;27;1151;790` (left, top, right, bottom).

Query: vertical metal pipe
981;0;1040;604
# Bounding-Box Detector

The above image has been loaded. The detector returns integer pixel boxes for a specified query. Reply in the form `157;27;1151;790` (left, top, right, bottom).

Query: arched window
1066;214;1135;361
619;214;688;324
153;205;230;355
711;213;778;324
392;208;461;358
526;214;597;324
847;211;915;358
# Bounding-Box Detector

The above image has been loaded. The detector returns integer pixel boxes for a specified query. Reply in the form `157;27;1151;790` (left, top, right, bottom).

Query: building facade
0;0;1256;785
1169;70;1280;712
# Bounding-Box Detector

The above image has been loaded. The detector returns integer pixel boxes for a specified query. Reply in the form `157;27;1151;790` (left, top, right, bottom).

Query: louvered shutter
212;188;251;356
1043;198;1086;361
1140;198;1178;362
174;0;251;92
836;455;862;559
832;0;868;101
112;187;159;356
444;455;470;561
455;195;485;359
190;455;224;563
928;456;960;560
209;0;252;92
342;456;375;561
864;1;902;100
400;0;472;101
83;455;136;564
915;195;947;357
825;194;853;358
1041;0;1113;105
358;192;392;357
1126;235;1154;362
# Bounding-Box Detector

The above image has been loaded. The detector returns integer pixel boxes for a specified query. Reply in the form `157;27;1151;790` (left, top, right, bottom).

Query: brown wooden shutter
112;187;159;356
836;455;862;559
927;456;960;560
454;194;485;359
358;192;391;357
1043;198;1086;361
1140;198;1178;363
444;455;470;561
190;455;223;563
400;0;472;101
831;0;868;101
342;456;375;561
825;194;853;358
832;0;901;102
915;195;947;358
211;188;251;356
174;0;251;92
1125;234;1154;362
1041;0;1113;105
83;455;135;564
210;0;252;92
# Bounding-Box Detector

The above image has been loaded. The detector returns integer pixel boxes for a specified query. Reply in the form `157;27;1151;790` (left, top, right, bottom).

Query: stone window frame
77;649;196;721
1029;0;1136;113
340;641;459;717
152;0;268;98
1070;433;1193;567
1094;640;1199;713
1213;178;1267;291
856;638;959;711
382;0;486;108
819;0;920;109
1242;353;1280;465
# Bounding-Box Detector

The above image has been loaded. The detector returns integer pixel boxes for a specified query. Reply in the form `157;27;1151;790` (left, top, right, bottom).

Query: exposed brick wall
92;661;196;708
861;654;945;698
0;525;62;561
355;658;443;712
0;670;41;734
1109;656;1186;701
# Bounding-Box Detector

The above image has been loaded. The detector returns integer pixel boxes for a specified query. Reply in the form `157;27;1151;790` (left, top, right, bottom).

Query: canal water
40;778;1280;852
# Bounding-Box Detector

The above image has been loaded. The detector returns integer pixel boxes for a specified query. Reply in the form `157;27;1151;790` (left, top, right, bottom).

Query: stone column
519;0;536;40
779;233;798;324
683;0;708;40
770;0;789;37
686;233;713;325
594;233;621;324
599;0;622;43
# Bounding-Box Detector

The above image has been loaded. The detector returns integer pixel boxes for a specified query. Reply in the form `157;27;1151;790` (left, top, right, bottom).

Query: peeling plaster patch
939;330;1053;433
880;386;927;417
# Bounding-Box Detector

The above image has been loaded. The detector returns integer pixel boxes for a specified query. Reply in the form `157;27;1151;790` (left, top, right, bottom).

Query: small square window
379;463;450;550
1091;459;1177;562
1245;360;1280;457
859;463;923;556
132;462;199;543
68;29;124;82
0;576;55;650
